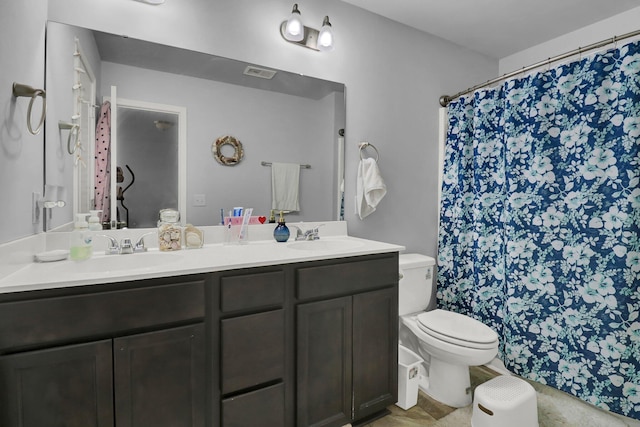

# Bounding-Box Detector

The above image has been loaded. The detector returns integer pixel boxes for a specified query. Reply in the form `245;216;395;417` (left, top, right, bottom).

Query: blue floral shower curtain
437;40;640;419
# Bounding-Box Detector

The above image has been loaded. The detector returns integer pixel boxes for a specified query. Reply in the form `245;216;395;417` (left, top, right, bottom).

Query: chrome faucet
97;234;120;255
120;238;134;254
97;234;151;255
133;232;155;252
293;224;324;241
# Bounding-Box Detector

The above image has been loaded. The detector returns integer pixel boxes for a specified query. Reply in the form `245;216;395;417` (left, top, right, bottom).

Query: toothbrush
238;208;253;242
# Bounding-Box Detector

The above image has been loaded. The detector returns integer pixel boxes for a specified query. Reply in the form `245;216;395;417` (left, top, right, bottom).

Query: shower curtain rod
439;28;640;107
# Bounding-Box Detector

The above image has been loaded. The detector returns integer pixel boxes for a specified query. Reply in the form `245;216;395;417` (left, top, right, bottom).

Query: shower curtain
437;41;640;419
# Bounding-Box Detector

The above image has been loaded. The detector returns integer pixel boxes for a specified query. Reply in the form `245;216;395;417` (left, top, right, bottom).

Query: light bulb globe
317;16;334;51
284;4;304;42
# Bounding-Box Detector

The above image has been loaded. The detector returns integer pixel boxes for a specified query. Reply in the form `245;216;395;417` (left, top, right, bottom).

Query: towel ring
358;142;379;162
12;82;47;135
59;121;80;155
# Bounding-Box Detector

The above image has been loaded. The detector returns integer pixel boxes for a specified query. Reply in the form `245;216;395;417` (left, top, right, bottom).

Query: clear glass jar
157;209;182;251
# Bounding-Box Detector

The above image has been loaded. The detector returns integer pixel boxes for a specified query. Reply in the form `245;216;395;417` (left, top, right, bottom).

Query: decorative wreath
213;135;244;166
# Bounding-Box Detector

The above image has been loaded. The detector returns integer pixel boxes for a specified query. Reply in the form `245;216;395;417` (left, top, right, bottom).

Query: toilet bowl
398;254;499;408
401;310;498;407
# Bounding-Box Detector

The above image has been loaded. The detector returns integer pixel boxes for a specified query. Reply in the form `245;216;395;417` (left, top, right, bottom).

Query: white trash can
396;345;424;410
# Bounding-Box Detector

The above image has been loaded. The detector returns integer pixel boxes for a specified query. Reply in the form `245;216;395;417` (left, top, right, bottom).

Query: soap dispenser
273;211;290;242
88;210;103;231
70;213;93;260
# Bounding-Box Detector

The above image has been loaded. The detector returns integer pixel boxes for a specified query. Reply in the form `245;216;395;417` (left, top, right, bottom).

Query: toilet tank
399;253;436;316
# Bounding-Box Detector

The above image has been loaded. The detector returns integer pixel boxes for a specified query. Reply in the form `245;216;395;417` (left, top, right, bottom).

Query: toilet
398;253;499;408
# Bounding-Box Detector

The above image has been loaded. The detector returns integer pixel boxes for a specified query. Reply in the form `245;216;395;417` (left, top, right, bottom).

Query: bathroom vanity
0;234;401;427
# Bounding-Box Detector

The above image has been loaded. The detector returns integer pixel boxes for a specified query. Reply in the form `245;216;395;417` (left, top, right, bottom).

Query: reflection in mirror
113;100;183;228
45;21;346;230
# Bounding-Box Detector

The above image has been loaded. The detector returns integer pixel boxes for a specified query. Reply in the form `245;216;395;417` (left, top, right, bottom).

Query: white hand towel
271;162;300;212
356;157;387;220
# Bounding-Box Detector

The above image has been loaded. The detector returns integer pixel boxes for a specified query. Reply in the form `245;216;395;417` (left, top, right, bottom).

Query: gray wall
3;0;499;257
0;0;47;243
500;6;640;74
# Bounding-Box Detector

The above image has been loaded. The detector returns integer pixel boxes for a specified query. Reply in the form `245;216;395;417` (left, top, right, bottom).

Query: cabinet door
0;340;114;427
114;324;205;427
297;297;352;427
352;288;398;421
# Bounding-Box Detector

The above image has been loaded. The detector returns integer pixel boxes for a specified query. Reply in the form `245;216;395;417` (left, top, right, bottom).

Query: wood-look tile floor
359;366;495;427
361;366;633;427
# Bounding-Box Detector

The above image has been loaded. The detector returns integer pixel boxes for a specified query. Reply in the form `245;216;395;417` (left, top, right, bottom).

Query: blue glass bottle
273;211;290;242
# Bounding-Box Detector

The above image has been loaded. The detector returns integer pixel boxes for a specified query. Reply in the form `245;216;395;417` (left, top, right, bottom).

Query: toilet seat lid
416;309;498;348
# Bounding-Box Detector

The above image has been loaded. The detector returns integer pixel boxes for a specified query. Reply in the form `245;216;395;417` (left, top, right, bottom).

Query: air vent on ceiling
243;65;277;80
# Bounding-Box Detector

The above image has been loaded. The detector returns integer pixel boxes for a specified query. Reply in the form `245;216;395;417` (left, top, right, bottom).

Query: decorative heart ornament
258;216;267;224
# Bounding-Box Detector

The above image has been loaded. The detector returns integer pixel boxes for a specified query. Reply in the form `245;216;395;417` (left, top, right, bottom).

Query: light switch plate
193;194;206;207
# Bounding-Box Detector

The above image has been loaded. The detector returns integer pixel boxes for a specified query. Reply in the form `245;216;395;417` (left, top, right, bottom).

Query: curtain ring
12;83;47;135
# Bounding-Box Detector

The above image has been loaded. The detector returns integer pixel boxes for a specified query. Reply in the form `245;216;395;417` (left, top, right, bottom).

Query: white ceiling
340;0;640;59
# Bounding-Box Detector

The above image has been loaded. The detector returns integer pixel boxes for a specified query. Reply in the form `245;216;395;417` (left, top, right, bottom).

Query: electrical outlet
193;194;206;207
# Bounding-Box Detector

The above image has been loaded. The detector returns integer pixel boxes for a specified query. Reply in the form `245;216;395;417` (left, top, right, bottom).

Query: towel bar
261;161;311;169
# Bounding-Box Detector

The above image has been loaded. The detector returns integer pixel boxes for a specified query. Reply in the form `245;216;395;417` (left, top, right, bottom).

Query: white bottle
70;213;93;261
88;210;103;231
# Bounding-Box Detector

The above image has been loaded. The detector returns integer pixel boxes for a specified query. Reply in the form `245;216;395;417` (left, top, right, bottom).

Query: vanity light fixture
280;4;335;52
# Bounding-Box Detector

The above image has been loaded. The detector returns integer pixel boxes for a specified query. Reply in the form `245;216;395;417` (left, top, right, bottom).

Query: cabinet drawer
222;382;285;427
220;309;285;394
220;270;284;313
296;254;398;300
0;279;205;352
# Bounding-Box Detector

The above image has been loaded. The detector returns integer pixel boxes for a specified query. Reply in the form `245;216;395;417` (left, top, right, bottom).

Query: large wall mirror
45;21;345;231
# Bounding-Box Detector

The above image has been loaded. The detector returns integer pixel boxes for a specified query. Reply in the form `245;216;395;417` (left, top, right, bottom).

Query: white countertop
0;234;404;294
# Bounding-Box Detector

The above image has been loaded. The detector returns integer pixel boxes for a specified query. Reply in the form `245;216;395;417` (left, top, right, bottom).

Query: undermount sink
45;251;184;275
287;239;365;252
73;251;183;272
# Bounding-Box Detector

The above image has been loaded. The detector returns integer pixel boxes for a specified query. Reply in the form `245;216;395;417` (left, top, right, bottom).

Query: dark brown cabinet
216;268;288;427
0;276;206;427
0;253;399;427
0;340;114;427
114;324;205;427
352;287;398;421
220;309;285;394
297;296;353;427
0;324;205;427
295;253;399;427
